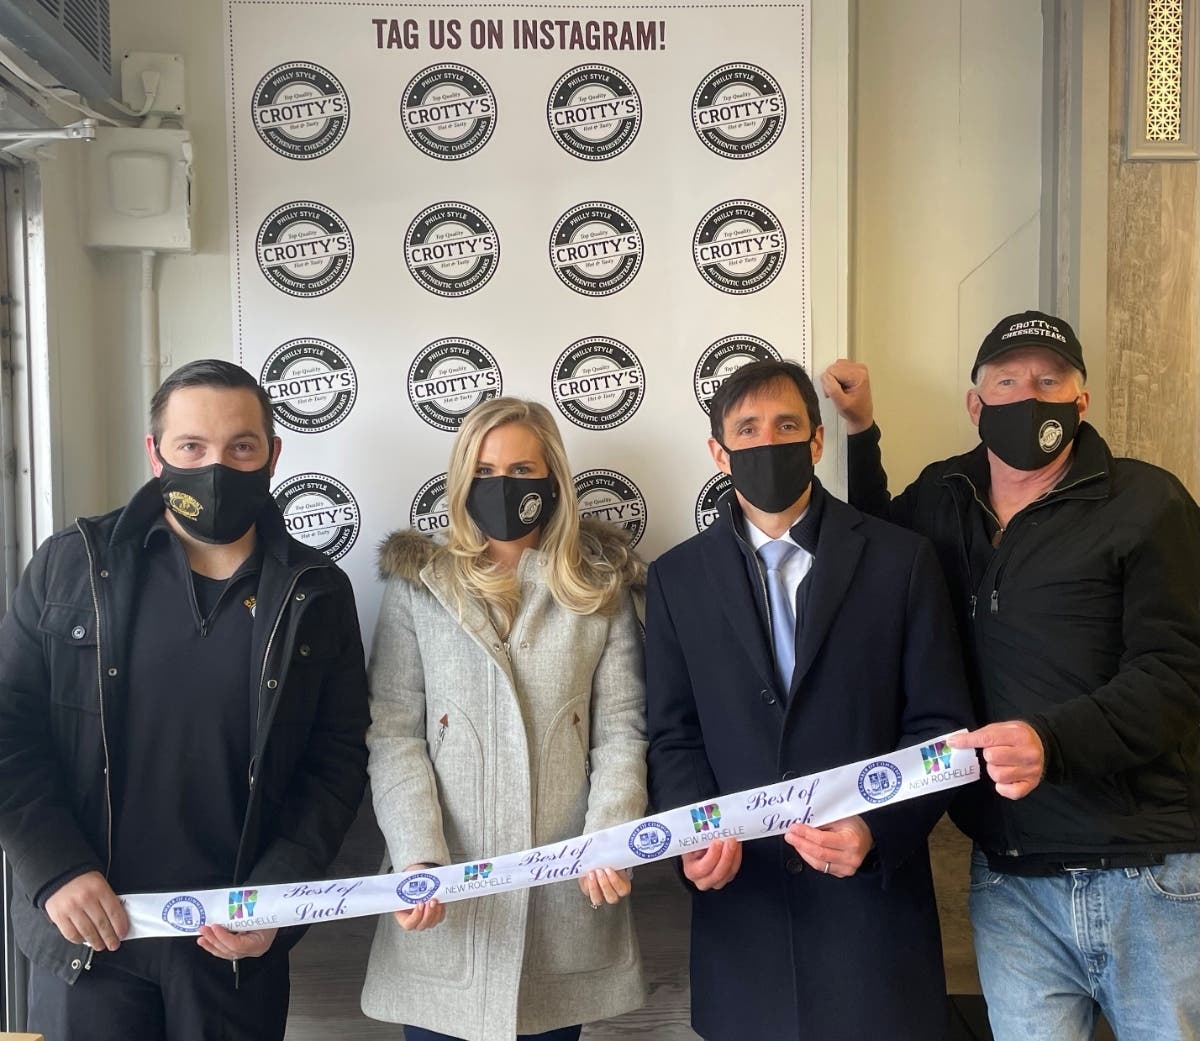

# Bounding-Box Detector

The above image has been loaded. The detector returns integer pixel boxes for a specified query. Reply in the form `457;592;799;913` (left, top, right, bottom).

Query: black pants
28;938;290;1041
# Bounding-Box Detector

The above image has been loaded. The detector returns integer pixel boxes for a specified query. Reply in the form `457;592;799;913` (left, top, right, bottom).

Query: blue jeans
403;1026;581;1041
969;848;1200;1041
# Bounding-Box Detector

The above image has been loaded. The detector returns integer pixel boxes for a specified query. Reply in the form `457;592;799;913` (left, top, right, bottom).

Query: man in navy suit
644;360;974;1041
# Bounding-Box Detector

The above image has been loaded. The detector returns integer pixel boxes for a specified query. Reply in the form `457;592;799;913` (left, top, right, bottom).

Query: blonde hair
440;397;629;631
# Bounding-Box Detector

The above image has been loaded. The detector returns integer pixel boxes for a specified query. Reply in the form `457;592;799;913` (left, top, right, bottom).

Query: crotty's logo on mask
167;492;203;520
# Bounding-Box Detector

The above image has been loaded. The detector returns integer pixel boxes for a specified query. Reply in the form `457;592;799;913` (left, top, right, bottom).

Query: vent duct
0;0;114;115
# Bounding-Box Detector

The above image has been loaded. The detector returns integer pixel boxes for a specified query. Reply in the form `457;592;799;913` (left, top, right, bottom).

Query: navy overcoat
645;486;975;1041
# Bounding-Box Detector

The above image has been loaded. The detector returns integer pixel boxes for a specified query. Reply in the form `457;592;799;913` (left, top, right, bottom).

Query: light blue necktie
758;539;799;693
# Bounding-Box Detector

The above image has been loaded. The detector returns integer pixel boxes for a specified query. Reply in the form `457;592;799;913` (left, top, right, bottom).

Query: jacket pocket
533;696;591;844
38;603;100;713
525;877;634;976
382;895;479;986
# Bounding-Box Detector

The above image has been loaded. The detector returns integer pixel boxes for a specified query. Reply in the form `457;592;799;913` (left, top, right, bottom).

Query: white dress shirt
743;508;815;622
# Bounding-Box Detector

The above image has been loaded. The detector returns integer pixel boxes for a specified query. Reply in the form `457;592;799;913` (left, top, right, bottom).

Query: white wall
38;0;233;524
853;0;1046;489
40;0;1048;522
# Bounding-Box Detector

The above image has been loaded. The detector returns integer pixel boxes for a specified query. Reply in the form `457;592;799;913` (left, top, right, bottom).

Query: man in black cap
822;311;1200;1041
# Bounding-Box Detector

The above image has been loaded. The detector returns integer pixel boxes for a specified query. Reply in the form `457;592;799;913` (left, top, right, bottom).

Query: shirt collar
738;479;826;555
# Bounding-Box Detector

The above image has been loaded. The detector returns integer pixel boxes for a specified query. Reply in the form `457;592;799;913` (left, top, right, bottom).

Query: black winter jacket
0;481;370;981
849;422;1200;862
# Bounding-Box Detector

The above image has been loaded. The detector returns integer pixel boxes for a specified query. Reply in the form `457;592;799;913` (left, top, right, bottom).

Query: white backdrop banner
121;734;977;939
226;0;811;627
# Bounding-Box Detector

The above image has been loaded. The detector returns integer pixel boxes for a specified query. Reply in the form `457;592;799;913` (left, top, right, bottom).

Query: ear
966;388;983;428
1076;388;1090;421
809;425;825;467
708;436;731;475
268;437;283;479
145;435;163;477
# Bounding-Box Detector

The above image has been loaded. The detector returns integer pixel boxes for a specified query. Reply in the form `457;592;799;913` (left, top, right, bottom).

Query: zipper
431;713;449;764
77;522;114;877
571;711;591;779
248;566;319;790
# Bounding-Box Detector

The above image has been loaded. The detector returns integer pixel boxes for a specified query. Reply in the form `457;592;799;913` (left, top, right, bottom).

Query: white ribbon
122;733;978;939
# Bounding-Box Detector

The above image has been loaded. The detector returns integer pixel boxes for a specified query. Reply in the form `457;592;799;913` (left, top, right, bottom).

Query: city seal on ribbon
260;338;357;434
405;201;499;297
273;472;360;561
693;334;782;414
692;63;786;160
573;468;646;547
408;337;503;432
550;201;643;297
547;64;641;161
401;63;496;160
551;336;644;430
253;61;349;160
693;199;786;295
256;201;354;298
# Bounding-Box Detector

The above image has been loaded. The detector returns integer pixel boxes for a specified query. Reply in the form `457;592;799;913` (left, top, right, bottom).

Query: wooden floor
286;807;992;1041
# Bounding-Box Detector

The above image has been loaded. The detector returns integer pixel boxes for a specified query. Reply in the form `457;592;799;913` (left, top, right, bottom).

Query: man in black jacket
823;311;1200;1041
0;360;370;1041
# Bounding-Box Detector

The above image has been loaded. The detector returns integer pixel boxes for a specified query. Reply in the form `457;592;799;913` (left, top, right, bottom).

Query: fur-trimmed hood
376;518;646;593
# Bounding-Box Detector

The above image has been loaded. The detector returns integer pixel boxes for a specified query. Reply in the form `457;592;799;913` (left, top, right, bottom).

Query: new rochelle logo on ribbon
121;734;978;939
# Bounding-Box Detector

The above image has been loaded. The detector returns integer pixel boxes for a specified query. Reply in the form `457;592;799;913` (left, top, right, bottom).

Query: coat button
294;592;306;602
299;644;311;657
70;958;82;970
782;770;797;781
786;857;805;875
71;626;86;640
98;570;109;579
760;689;776;706
107;667;118;677
267;679;278;689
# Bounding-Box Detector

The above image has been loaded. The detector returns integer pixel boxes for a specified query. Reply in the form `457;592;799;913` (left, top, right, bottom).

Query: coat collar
700;481;865;698
940;421;1112;505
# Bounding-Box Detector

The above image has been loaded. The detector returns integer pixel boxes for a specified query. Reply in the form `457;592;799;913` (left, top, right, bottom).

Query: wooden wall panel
1107;0;1200;496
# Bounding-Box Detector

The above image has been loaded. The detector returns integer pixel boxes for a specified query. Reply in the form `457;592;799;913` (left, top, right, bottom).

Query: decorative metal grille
1146;0;1184;141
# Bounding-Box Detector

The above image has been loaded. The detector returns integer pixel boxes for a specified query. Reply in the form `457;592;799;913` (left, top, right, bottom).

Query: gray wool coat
360;523;648;1040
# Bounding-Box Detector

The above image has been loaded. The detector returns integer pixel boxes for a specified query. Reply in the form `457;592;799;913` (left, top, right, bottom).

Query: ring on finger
823;861;831;874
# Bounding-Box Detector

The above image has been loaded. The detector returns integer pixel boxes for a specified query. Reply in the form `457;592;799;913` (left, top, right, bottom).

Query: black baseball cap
971;310;1086;382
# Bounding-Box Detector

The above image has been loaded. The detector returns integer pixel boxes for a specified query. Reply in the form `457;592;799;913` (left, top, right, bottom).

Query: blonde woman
361;398;647;1041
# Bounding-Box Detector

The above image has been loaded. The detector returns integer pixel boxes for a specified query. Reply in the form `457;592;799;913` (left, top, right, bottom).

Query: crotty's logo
694;334;782;414
547;64;641;161
693;200;786;295
692;63;786;160
552;336;644;430
518;493;543;523
167;491;203;520
402;63;496;160
408;338;503;431
410;473;450;535
694;472;733;532
550;202;643;297
256;201;354;298
405;202;499;297
261;338;357;434
253;62;349;160
272;473;360;561
573;469;646;547
1039;420;1064;453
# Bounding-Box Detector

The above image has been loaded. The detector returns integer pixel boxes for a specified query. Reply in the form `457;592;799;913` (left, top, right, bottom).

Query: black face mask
726;439;814;514
977;397;1081;471
156;454;273;544
466;475;558;542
